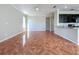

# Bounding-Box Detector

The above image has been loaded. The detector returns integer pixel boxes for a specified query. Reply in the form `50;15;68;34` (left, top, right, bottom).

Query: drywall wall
0;5;23;42
59;11;79;14
54;27;78;44
50;15;54;31
27;16;46;31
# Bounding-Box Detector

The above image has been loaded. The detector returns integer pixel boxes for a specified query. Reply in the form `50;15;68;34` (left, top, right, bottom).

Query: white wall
27;16;46;31
0;5;23;42
59;11;79;14
50;15;54;31
54;27;78;44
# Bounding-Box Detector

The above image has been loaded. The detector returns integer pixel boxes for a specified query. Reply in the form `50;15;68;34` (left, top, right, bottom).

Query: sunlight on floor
27;19;30;39
22;16;27;46
22;16;30;46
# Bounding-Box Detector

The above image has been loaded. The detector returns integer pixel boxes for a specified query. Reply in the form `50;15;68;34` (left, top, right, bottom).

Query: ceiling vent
70;9;75;11
53;5;56;8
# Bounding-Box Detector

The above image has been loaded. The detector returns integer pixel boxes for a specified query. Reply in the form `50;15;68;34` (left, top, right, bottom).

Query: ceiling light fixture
64;5;67;8
35;7;39;11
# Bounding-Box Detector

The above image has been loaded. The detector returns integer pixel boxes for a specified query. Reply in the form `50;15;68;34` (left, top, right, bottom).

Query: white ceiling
12;4;79;16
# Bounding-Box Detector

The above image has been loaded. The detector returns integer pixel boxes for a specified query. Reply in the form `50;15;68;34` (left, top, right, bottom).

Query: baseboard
0;31;24;43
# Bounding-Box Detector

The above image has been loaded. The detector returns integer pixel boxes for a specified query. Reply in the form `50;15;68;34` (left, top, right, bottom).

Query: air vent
70;9;75;11
53;5;56;8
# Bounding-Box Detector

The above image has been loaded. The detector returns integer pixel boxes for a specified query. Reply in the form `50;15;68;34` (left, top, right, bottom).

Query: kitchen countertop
57;26;79;29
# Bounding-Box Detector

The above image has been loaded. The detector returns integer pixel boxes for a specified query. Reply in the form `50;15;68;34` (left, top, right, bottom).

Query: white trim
0;31;23;43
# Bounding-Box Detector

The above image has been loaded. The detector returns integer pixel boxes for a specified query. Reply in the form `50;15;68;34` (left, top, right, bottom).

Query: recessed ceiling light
35;7;39;11
64;5;67;8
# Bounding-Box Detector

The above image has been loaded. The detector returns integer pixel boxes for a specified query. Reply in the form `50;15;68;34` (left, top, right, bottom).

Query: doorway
46;15;54;32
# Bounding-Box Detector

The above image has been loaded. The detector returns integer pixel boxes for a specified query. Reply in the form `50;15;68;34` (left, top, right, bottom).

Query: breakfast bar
54;26;78;45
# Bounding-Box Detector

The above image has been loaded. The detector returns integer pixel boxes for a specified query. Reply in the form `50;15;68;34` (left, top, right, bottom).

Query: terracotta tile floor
0;31;78;55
